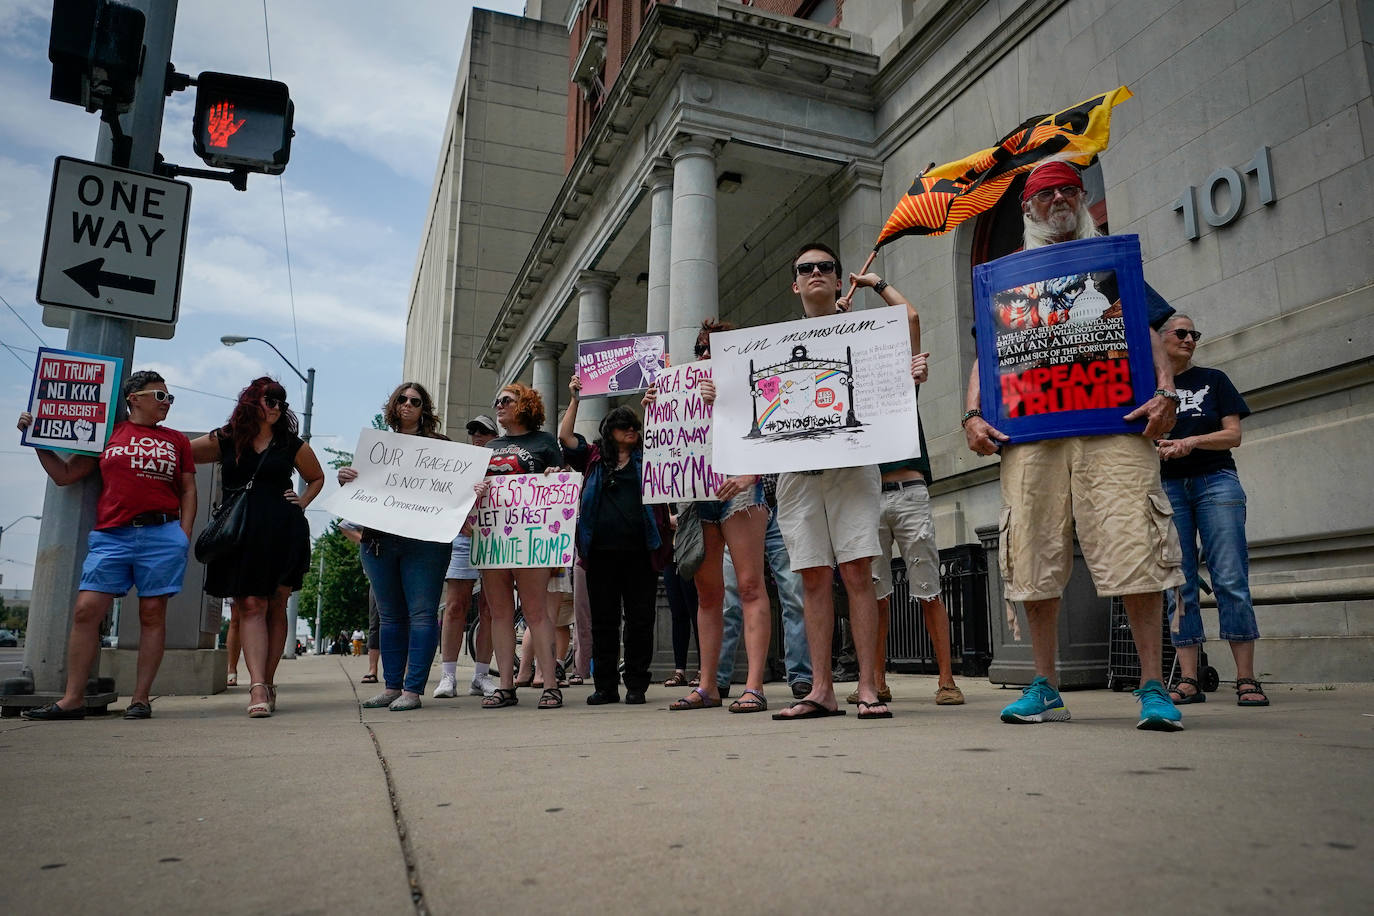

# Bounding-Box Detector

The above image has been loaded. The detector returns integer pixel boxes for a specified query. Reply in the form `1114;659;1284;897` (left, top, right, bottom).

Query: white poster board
641;360;723;504
709;305;919;474
470;472;583;568
321;429;491;542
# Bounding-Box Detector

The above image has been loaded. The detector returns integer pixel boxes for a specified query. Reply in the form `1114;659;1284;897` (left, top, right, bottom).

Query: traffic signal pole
21;0;179;701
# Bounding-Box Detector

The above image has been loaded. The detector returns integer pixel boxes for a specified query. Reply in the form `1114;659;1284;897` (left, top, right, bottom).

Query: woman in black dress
191;377;324;717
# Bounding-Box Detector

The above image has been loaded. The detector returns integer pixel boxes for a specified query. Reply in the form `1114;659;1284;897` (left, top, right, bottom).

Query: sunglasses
794;260;836;276
132;389;175;404
1168;328;1203;342
693;344;709;357
395;395;423;407
263;396;288;410
1029;185;1084;204
493;395;517;408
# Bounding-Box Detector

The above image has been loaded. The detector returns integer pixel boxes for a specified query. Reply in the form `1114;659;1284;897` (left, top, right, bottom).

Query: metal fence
886;544;993;676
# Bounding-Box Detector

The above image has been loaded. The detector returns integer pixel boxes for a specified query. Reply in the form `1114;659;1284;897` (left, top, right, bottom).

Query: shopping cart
1106;592;1218;693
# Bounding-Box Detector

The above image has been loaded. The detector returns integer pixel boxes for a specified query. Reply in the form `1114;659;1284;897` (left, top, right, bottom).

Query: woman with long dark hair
191;377;323;718
337;382;452;711
558;376;672;704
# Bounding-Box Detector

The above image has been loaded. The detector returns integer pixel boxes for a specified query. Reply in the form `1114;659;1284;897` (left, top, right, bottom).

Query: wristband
872;279;888;295
1154;388;1181;404
961;408;982;427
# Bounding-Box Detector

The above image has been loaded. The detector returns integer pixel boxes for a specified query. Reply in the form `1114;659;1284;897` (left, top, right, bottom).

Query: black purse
194;442;268;564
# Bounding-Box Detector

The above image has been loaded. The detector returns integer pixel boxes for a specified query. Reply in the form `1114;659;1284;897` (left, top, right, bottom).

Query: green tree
299;522;370;643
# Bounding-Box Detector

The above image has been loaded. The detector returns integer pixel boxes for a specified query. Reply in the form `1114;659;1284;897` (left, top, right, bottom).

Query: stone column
833;159;885;310
529;341;566;432
574;270;616;439
644;159;674;338
668;135;721;364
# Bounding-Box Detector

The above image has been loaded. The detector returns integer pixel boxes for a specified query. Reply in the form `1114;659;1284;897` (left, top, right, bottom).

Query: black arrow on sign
63;258;156;298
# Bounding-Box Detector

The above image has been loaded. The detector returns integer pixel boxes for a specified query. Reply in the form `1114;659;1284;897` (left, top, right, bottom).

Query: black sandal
1168;676;1206;704
538;687;563;709
1235;677;1270;707
663;670;688;688
482;688;518;709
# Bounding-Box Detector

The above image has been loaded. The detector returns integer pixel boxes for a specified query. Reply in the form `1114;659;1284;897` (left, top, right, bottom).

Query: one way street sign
37;157;191;325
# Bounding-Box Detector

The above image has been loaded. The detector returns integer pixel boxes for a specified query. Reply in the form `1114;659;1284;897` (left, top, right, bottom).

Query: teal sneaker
1135;679;1184;731
1000;676;1071;724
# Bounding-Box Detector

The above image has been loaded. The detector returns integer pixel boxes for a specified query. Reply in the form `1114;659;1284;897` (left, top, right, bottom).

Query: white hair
1022;196;1102;249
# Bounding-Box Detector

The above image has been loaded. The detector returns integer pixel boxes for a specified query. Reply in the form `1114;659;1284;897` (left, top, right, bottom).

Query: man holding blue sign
961;161;1187;732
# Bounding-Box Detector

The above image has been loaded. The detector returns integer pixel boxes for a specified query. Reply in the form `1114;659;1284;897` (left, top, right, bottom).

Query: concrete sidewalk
4;657;1371;915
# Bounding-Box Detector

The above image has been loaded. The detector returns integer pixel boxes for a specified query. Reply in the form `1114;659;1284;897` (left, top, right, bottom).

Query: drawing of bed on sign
709;306;921;475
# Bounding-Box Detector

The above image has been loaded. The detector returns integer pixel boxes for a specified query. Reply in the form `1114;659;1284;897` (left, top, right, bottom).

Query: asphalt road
0;647;23;681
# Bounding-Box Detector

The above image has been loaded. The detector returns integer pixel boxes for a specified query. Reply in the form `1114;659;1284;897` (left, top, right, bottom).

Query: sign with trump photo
973;234;1157;444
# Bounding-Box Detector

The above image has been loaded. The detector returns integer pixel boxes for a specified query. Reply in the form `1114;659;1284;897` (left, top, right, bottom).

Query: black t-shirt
592;460;646;551
1160;365;1250;479
485;430;563;475
879;385;933;483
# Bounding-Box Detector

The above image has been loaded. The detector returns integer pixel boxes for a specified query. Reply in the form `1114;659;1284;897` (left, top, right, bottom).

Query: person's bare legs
264;586;290;687
367;647;380;678
685;523;729;704
236;595;272;712
475;591;493;665
775;566;839;716
440;579;473;664
130;595;168;706
839;557;885;714
1122;592;1164;686
57;591;115;709
920;596;958;689
516;569;558;703
532;589;561;688
483;570;520;690
875;596;891;695
1024;597;1061;685
225;604;241;683
721;508;770;700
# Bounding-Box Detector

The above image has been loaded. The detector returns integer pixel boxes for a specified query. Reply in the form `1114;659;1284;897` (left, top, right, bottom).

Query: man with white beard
961;160;1187;731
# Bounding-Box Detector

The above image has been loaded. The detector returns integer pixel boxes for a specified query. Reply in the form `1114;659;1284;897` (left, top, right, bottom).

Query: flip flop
360;674;378;684
771;699;846;720
857;700;893;720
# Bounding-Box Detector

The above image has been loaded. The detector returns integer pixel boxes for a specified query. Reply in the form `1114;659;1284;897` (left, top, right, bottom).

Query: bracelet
872;279;888;295
1153;388;1181;404
961;408;982;427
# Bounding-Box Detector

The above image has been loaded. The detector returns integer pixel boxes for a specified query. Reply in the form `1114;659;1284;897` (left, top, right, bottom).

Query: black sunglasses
693;343;709;357
263;396;288;410
395;395;422;407
795;260;836;276
493;395;517;408
1169;328;1203;342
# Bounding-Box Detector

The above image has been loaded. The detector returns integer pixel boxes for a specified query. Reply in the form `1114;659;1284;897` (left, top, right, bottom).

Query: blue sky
0;0;526;589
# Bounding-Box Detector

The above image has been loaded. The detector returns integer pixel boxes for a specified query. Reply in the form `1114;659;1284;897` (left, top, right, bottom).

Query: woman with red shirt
17;370;197;721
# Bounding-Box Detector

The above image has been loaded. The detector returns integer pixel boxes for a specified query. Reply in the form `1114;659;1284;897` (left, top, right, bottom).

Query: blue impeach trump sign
973;235;1157;444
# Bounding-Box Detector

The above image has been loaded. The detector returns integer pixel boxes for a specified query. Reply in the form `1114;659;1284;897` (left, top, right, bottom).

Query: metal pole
22;0;178;699
313;553;324;654
281;366;312;659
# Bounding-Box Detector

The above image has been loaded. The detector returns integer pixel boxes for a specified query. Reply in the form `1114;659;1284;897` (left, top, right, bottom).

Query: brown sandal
538;687;563;709
728;688;768;714
663;670;688;688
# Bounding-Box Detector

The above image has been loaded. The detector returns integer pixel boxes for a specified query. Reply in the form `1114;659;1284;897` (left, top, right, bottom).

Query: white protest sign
641;360;724;504
321;429;490;542
471;472;583;568
709;305;919;474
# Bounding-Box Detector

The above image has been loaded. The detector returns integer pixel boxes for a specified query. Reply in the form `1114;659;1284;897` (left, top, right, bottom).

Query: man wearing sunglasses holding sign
961;160;1187;732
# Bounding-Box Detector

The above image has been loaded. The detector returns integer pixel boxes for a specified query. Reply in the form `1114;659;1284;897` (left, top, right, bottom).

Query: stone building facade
406;0;1374;680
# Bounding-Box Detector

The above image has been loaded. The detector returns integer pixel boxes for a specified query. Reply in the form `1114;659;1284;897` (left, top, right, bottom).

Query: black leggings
586;549;660;693
662;562;699;671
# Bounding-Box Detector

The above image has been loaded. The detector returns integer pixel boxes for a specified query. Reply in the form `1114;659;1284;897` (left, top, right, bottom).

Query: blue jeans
360;533;450;694
1163;469;1260;647
717;508;810;687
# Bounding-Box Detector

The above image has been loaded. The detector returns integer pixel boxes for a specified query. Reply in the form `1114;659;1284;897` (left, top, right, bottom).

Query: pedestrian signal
192;72;294;175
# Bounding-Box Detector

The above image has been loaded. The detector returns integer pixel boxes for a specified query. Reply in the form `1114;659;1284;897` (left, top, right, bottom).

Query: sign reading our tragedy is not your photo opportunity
321;429;491;542
470;472;583;569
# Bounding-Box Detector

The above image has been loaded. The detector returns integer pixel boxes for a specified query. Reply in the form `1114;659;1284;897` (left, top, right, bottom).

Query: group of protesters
18;159;1266;727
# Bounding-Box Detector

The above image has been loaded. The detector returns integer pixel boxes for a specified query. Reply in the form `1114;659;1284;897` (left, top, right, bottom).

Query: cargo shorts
997;434;1184;601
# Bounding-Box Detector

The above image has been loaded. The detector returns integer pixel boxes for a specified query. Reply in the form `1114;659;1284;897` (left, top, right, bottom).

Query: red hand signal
207;100;245;148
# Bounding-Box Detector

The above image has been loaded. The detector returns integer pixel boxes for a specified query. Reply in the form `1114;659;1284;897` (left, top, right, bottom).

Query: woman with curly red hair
475;383;567;710
190;377;324;717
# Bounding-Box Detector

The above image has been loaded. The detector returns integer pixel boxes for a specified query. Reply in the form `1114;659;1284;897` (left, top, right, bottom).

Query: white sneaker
432;673;458;698
469;673;497;697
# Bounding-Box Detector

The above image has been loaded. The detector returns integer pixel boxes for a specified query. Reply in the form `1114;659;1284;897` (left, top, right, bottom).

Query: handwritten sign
21;346;123;455
575;333;666;398
641;360;723;504
973;235;1157;443
471;472;583;568
709;306;919;474
321;429;490;542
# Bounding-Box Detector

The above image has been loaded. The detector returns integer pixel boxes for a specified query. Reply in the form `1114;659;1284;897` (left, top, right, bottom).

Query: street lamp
221;334;315;659
0;515;42;551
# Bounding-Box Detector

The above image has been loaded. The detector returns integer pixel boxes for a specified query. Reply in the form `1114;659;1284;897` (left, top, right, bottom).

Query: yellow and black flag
873;86;1133;247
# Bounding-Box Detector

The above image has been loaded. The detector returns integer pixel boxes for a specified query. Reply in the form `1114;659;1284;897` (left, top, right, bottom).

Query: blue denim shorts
80;521;189;597
696;481;766;525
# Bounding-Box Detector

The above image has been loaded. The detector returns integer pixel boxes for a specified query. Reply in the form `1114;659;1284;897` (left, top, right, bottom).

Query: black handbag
194;442;268;564
673;503;705;580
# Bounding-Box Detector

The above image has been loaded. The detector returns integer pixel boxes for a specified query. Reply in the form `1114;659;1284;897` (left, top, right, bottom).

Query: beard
1023;198;1100;249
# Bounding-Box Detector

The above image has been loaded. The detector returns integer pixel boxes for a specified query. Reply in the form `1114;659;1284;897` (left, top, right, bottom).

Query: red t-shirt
94;421;195;530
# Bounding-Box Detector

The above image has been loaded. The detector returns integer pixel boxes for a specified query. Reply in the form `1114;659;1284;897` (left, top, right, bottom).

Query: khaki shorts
998;434;1184;600
776;465;882;570
555;592;575;628
875;482;941;601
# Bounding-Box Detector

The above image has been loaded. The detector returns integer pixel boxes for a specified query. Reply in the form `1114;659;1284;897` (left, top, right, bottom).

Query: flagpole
836;162;934;312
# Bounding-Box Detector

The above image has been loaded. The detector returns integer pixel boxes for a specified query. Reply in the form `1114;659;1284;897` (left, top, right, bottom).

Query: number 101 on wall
1174;147;1275;241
